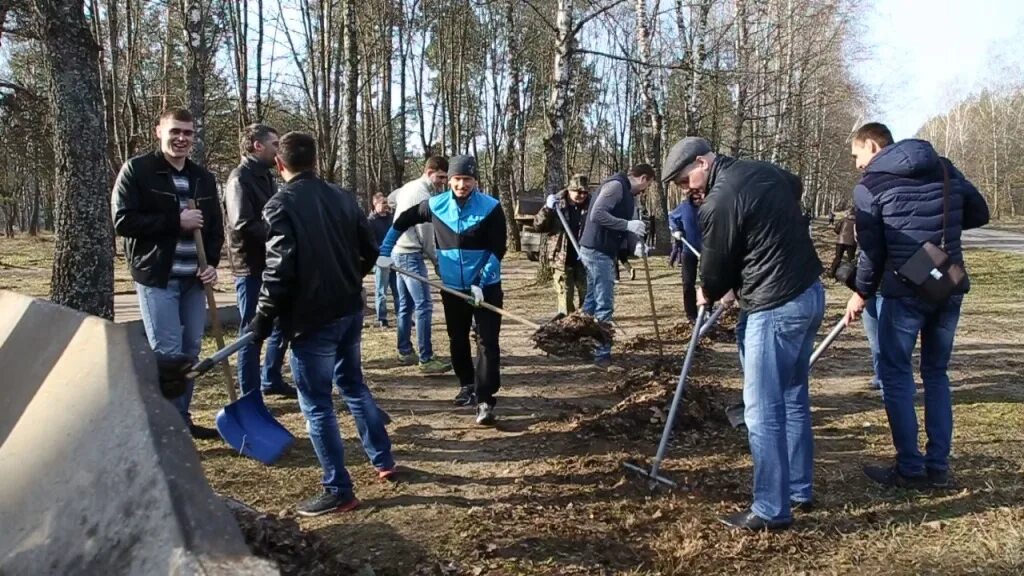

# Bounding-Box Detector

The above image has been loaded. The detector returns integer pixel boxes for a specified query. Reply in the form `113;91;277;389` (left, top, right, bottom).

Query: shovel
157;331;296;464
724;316;849;429
387;264;541;330
622;305;708;488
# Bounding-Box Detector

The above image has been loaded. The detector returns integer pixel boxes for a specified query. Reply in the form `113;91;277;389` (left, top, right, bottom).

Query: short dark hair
628;163;656;180
425;156;448;173
854;122;894;148
240;123;279;156
277;132;317;172
158;107;194;124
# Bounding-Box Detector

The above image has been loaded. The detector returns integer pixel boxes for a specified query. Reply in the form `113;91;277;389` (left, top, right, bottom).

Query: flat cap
661;137;712;183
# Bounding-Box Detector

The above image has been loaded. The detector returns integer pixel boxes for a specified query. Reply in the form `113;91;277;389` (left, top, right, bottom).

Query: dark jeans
877;295;962;476
289;314;394;497
680;254;698;322
235;275;289;395
829;244;856;278
441;284;503;406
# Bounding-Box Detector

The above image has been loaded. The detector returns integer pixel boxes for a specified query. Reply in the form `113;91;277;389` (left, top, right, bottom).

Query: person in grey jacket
578;164;656;367
388;156;452;375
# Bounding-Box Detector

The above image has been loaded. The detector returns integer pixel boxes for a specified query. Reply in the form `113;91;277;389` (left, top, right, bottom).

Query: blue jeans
862;296;881;389
235;275;288;395
737;282;824;523
289;314;394;497
373;266;399;324
579;247;616;359
136;278;206;423
877;295;962;476
393;252;434;362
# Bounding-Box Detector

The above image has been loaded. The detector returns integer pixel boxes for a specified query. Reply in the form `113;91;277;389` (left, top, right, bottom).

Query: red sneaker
377;466;398;482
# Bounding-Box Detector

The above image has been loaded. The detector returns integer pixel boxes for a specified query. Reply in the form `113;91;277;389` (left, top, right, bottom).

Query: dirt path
194;245;1024;576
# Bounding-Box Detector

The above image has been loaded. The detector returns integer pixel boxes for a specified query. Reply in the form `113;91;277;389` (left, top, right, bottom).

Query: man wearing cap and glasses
534;173;592;314
662;137;824;532
377;155;508;426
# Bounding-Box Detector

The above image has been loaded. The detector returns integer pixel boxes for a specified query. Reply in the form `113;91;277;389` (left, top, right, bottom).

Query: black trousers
829;244;856;278
441;283;502;406
680;254;698;322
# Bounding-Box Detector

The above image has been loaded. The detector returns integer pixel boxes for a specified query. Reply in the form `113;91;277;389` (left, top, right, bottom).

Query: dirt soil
5;227;1021;574
187;233;1024;575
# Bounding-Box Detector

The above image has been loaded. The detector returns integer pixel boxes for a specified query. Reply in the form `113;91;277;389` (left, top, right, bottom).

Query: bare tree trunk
341;0;358;189
731;0;748;156
33;0;114;318
182;0;213;165
636;0;669;249
544;0;573;196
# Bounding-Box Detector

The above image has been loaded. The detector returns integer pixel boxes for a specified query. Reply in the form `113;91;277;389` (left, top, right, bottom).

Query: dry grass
3;227;1023;575
0;233;135;297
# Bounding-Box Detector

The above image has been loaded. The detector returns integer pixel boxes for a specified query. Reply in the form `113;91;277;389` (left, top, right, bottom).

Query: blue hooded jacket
380;189;507;291
853;139;989;298
668;199;702;258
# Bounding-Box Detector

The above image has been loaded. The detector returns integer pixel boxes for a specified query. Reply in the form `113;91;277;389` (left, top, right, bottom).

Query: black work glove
246;312;275;342
155;352;194;400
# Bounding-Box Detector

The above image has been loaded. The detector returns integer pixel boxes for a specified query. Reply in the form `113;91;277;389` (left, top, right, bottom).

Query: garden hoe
723;316;849;429
622;304;709;489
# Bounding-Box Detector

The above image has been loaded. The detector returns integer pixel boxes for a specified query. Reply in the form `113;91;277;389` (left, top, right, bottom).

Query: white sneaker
475;403;496;426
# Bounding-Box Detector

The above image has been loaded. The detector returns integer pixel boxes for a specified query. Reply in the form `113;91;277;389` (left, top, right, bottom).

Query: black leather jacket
224;156;276;277
111;150;223;288
699;156;822;312
256;172;378;337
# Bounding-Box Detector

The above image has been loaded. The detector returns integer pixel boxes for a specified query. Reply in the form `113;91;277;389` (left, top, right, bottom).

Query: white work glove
626;219;647;237
634;242;650;258
376;255;393;270
672;231;684;241
470;285;484;307
545;194;559;209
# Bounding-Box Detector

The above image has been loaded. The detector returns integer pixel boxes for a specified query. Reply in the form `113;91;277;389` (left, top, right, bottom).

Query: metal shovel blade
725;402;746;428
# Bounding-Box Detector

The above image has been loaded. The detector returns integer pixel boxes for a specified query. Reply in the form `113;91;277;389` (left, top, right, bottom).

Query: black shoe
792;500;815;513
927;468;954;489
718;509;791;532
262;386;298;399
863;464;931;490
454;386;476;407
475;403;496;426
189;424;220;440
377;320;389;328
295;492;360;517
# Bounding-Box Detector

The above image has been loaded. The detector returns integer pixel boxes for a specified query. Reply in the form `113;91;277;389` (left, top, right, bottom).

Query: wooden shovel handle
388;264;541;330
187;200;237;402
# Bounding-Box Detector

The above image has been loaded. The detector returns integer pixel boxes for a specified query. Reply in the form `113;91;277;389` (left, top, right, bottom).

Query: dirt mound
531;312;614;358
226;498;362;576
572;356;732;439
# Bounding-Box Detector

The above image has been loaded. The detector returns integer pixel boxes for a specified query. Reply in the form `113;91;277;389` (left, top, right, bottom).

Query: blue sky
854;0;1024;139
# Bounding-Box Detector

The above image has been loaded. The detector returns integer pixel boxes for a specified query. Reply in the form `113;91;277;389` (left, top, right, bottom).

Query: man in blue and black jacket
377;155;507;426
843;123;989;490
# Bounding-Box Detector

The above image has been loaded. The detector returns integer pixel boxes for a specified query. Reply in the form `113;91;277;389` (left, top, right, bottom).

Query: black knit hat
449;155;478;180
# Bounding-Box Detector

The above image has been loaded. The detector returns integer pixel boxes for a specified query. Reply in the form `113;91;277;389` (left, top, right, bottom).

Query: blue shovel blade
215;390;295;465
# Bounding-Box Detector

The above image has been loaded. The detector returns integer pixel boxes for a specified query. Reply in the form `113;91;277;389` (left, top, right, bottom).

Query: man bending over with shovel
377;155;508;426
663;137;824;531
247;132;395;516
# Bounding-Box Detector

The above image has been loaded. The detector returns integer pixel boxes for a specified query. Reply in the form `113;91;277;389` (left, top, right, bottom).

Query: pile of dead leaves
225;498;363;576
572;359;732;439
530;312;614;358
